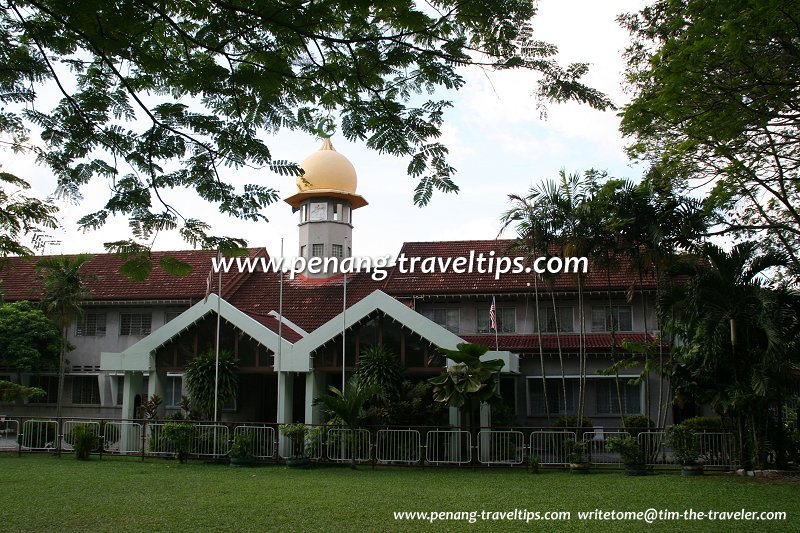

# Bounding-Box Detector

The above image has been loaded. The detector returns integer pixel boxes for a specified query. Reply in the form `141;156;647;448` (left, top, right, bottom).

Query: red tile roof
0;249;263;302
460;333;653;351
383;240;656;296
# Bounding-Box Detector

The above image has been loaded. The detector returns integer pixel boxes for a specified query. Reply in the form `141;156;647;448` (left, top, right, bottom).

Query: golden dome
284;138;368;210
296;138;357;194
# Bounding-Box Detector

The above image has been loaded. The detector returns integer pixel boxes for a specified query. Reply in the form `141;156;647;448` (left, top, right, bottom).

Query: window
300;204;308;222
333;203;341;221
332;244;343;258
71;376;100;405
421;308;459;333
166;376;182;407
595;379;641;415
120;313;152;336
477;307;516;333
300;245;306;258
76;312;106;336
165;311;182;324
312;243;324;257
343;205;351;223
538;307;573;333
591;305;633;332
528;378;577;415
29;375;58;404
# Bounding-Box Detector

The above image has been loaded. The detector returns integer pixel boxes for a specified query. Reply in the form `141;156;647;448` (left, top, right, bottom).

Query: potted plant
564;439;590;474
229;432;255;467
666;423;703;476
528;454;541;474
280;423;310;468
608;435;647;476
71;424;98;461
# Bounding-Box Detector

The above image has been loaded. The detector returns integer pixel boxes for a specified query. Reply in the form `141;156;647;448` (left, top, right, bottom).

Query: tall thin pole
213;247;222;422
276;238;284;422
342;237;348;392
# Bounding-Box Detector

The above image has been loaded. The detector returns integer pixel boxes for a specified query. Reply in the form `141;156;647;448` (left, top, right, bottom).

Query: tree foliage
0;300;62;371
619;0;800;280
0;172;58;257
0;0;610;269
184;349;238;420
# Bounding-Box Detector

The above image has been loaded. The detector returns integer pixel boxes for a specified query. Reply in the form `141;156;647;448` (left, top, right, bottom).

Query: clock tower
284;137;367;277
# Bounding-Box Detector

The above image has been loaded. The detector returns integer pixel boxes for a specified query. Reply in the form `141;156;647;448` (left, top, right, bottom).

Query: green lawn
0;454;796;532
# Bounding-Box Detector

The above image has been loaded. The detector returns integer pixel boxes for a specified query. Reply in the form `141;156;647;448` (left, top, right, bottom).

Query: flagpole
213;247;222;422
342;237;347;392
491;296;499;351
276;238;284;423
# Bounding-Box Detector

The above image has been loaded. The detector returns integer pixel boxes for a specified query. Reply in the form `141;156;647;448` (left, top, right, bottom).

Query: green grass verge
0;454;797;531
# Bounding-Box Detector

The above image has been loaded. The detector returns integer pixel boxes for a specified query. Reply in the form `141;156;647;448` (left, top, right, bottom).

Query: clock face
309;202;327;221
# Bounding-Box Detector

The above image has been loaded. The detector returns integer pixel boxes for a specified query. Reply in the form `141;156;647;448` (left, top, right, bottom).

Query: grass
0;454;797;532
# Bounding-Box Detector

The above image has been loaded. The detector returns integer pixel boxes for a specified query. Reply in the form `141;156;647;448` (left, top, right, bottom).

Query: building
0;138;669;428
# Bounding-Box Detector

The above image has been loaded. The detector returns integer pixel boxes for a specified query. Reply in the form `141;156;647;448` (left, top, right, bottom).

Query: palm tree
36;254;91;421
660;241;792;469
185;349;239;420
313;376;379;468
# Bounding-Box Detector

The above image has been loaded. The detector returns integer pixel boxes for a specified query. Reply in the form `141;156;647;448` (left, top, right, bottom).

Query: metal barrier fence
583;430;630;465
234;425;275;459
477;430;525;465
376;429;421;464
0;418;20;450
698;432;736;468
62;420;101;452
1;417;740;469
425;430;471;465
103;421;142;454
21;420;58;450
530;430;575;465
326;428;371;463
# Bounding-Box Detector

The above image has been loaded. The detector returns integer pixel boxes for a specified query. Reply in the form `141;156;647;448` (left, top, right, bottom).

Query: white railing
21;420;58;450
234;426;275;459
638;431;670;466
583;430;630;464
0;418;20;450
145;423;175;457
478;430;525;465
698;432;736;468
376;429;421;464
103;421;142;454
193;424;229;457
61;421;101;452
326;428;371;463
529;430;575;465
425;430;471;465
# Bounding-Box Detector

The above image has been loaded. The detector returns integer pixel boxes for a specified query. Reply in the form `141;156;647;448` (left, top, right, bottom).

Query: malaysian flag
490;296;497;331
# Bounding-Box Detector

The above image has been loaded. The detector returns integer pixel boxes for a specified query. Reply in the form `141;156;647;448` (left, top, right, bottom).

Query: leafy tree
429;343;504;438
353;344;403;403
619;0;800;280
36;254;91;419
0;380;45;402
660;242;799;468
0;0;611;271
0;300;62;371
185;349;238;421
0;172;58;257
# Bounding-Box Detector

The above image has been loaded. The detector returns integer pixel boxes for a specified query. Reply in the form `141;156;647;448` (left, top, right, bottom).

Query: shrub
162;422;196;463
72;425;98;460
623;415;655;436
666;423;701;466
280;423;308;458
230;432;254;459
680;416;725;432
564;439;588;464
607;435;645;466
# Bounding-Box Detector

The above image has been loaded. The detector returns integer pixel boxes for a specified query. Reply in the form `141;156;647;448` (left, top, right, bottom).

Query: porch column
304;372;323;425
277;371;293;424
148;370;167;418
479;402;492;463
448;406;460;427
121;371;143;420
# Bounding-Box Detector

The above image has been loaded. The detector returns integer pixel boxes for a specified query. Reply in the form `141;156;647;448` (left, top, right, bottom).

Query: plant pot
624;463;648;476
569;463;590;475
229;456;255;468
286;456;311;469
681;464;704;477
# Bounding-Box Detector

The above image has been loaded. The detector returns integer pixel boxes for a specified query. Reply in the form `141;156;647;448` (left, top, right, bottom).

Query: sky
4;1;649;260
